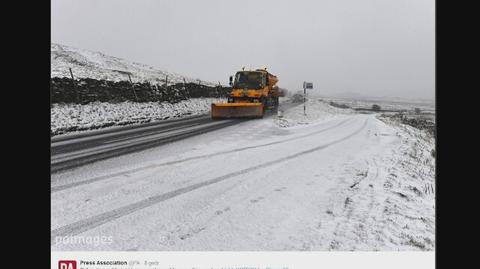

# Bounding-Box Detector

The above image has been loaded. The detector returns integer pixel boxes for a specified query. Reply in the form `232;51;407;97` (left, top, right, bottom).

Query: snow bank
370;116;435;250
51;98;224;136
275;98;354;128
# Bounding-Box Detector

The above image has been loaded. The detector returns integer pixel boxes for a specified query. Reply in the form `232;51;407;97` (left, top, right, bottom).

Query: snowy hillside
51;43;215;86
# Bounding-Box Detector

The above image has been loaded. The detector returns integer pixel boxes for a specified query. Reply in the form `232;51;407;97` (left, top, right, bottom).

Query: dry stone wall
51;77;231;104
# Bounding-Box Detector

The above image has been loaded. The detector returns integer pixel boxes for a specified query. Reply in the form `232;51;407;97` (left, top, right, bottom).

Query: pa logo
58;260;76;269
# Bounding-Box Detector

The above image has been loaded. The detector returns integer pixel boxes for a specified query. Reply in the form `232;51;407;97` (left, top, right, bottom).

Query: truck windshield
234;72;264;89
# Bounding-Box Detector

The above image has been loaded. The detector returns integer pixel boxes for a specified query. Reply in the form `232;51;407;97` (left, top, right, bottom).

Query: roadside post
303;81;313;115
69;68;79;103
127;73;139;102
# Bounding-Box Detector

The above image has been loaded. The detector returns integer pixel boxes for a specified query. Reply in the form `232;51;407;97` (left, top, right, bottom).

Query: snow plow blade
211;103;264;119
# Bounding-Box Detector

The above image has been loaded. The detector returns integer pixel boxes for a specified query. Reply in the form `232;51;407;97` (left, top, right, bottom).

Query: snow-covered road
51;99;435;251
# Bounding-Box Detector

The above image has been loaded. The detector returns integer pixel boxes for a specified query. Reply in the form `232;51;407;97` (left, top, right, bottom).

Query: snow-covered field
51;99;435;251
51;43;215;86
51;98;225;135
314;94;435;114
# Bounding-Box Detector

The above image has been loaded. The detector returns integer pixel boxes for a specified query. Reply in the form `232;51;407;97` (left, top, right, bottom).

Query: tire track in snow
51;118;368;241
52;116;355;192
332;158;380;249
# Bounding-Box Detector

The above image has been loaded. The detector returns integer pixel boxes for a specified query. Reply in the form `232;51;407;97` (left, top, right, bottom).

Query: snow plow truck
211;68;282;119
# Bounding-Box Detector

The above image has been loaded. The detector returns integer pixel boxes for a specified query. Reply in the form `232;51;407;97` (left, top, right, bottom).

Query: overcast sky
52;0;434;100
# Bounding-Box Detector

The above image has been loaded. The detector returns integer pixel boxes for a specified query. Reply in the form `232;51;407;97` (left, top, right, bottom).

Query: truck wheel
270;97;279;112
261;98;267;112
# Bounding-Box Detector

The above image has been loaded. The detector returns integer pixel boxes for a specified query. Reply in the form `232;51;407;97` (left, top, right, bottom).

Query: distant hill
51;43;215;86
